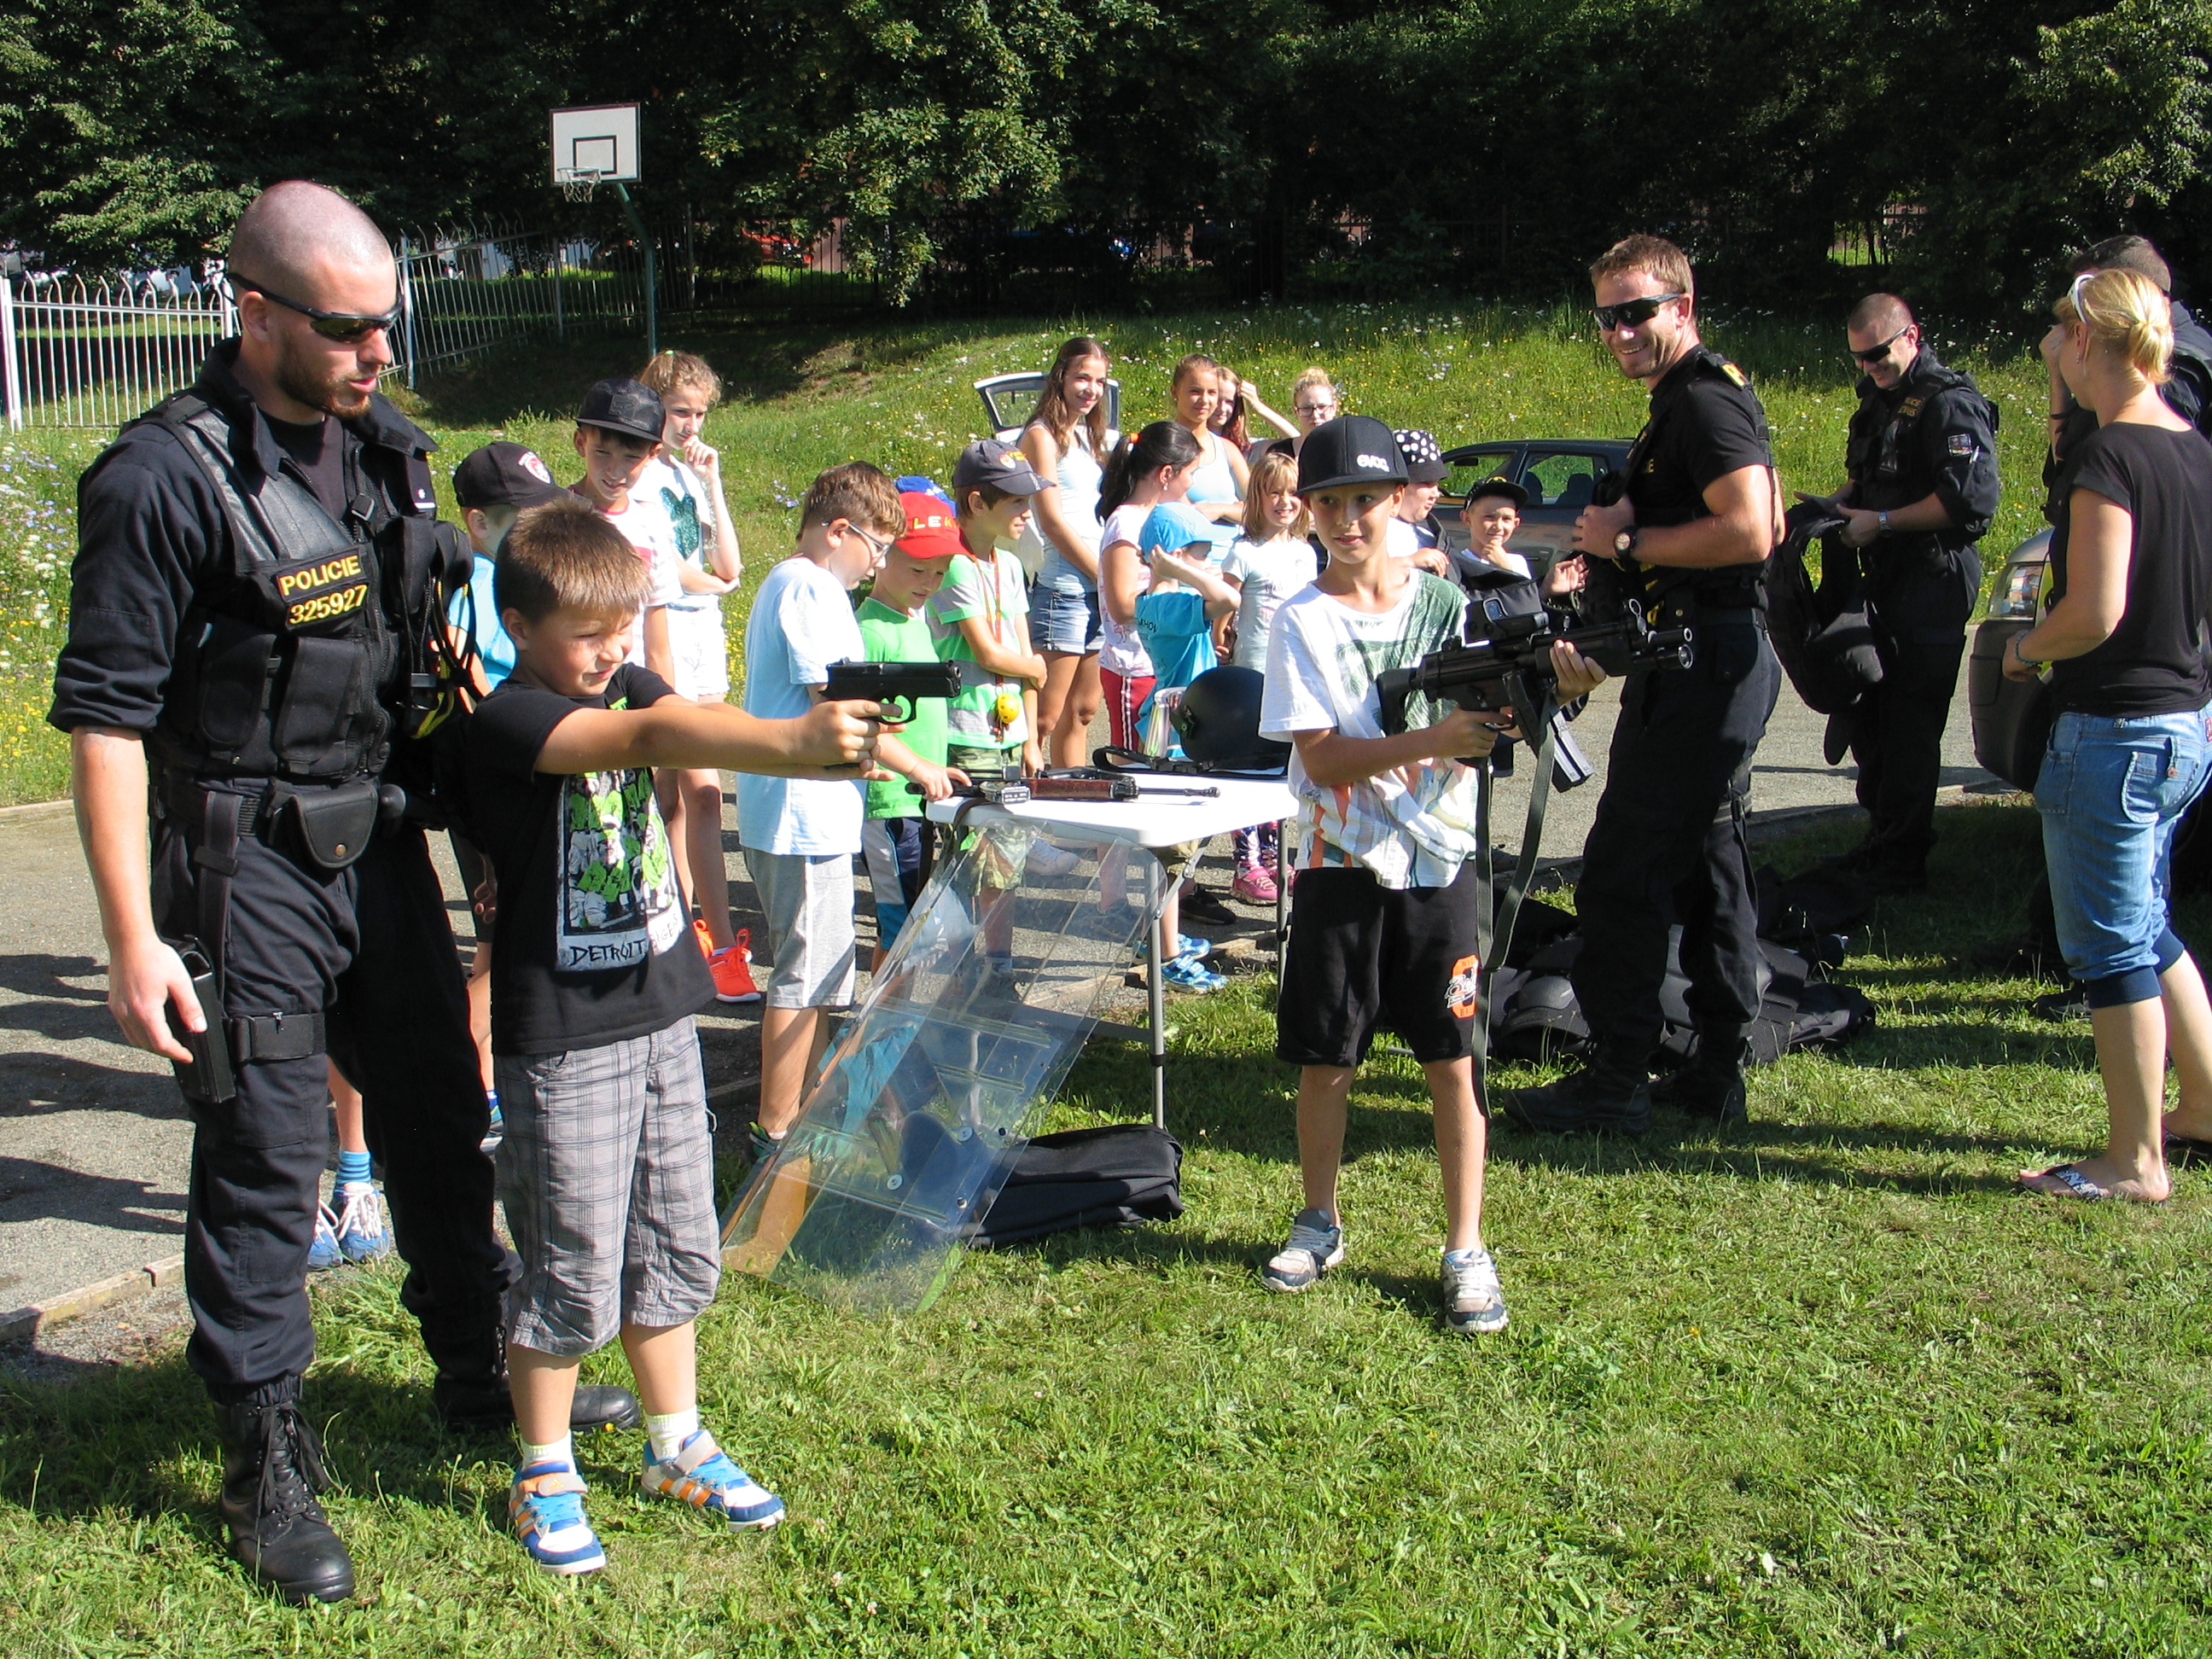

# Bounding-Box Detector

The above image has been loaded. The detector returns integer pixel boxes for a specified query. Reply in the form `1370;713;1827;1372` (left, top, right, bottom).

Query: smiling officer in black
1819;293;2000;893
1503;233;1782;1136
49;182;635;1605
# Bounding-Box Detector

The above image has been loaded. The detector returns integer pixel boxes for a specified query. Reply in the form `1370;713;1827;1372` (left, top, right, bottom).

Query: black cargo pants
1571;611;1781;1060
1842;542;1982;882
153;788;515;1399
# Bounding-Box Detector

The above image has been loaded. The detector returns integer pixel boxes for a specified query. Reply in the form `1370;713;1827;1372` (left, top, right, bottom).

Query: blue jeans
2034;706;2212;1005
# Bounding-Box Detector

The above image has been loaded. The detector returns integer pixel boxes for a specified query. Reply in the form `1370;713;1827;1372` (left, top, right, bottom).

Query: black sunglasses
1850;326;1911;364
1592;293;1685;331
230;275;402;344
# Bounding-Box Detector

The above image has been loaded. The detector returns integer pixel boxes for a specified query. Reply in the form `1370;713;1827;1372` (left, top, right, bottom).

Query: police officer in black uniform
49;182;635;1604
1503;235;1782;1134
1817;293;2000;892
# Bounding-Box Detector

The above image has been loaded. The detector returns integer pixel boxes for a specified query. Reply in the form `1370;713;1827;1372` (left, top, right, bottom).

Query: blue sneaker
306;1203;341;1272
333;1182;393;1261
640;1430;784;1530
1161;954;1225;993
1173;933;1214;960
480;1091;504;1156
510;1462;605;1575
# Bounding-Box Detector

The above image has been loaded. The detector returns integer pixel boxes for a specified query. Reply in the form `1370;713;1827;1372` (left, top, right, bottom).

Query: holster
288;780;381;871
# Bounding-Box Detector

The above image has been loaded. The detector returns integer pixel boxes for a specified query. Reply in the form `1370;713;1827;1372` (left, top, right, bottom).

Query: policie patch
273;552;371;630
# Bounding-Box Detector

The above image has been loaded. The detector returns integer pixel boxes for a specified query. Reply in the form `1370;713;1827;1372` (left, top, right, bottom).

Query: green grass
5;803;2212;1655
0;300;2052;803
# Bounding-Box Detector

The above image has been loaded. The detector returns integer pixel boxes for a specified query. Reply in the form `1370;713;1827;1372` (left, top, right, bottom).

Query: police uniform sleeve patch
1720;362;1750;387
1947;434;1977;456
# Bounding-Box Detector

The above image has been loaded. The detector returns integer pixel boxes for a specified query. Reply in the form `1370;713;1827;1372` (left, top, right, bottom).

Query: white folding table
926;776;1298;1126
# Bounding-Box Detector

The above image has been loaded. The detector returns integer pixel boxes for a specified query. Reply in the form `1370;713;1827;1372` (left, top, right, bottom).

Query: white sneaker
1027;841;1079;877
1261;1208;1343;1292
1441;1247;1508;1335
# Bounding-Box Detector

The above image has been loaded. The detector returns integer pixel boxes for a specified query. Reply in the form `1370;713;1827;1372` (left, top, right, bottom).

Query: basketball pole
614;182;658;357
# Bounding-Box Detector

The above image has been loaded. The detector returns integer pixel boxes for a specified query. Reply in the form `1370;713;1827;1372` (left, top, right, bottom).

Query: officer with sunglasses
1503;233;1783;1138
1811;293;2000;895
49;182;636;1606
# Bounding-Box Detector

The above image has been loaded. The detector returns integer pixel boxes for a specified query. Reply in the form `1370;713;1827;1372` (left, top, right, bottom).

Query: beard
273;333;373;419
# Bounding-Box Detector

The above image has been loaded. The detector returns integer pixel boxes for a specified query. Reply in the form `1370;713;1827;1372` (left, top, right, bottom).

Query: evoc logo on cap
1358;453;1389;470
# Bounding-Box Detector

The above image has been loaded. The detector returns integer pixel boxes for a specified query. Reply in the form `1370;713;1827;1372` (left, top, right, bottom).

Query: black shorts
1276;861;1481;1068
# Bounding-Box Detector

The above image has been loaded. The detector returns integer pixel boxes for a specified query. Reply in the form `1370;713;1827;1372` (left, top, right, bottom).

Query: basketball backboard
550;103;640;183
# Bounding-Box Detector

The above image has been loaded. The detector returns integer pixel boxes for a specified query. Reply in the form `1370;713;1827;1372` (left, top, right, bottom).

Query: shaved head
1847;293;1913;337
226;181;393;297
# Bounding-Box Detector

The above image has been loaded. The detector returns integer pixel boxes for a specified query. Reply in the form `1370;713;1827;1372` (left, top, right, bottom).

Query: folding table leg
1146;853;1167;1129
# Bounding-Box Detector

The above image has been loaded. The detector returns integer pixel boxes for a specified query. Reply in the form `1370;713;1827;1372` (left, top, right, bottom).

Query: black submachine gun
1373;573;1696;1109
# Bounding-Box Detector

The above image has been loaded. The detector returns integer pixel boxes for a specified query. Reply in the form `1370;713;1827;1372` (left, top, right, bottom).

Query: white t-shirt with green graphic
1259;571;1482;890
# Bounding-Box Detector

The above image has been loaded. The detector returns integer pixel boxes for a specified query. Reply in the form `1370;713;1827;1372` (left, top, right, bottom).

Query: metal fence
0;222;672;429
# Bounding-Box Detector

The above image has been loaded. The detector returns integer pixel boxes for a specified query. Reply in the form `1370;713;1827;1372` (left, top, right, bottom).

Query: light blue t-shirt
448;556;516;690
1185;430;1242;558
736;556;866;856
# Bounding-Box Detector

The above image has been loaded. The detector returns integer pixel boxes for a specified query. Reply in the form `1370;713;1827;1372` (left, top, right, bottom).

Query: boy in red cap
859;491;967;965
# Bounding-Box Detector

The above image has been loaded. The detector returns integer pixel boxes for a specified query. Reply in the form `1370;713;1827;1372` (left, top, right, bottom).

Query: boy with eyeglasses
738;463;951;1170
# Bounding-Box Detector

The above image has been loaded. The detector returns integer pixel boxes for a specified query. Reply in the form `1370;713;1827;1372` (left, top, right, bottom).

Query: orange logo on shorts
1447;953;1479;1021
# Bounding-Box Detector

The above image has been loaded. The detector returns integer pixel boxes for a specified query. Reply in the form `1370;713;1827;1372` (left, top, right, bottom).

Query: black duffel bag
967;1124;1184;1248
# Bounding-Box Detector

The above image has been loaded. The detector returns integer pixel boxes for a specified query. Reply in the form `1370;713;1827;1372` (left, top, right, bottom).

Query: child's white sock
519;1433;574;1473
645;1407;701;1464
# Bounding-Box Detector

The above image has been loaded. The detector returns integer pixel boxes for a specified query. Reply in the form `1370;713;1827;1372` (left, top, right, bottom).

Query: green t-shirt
858;596;950;819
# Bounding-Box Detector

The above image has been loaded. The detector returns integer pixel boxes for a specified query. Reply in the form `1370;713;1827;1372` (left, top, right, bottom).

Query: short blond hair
1591;234;1694;300
498;498;652;623
2057;266;2174;385
637;349;722;405
799;461;903;537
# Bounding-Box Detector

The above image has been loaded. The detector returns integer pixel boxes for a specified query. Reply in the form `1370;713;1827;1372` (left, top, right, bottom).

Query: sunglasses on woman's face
1592;293;1685;332
232;275;402;344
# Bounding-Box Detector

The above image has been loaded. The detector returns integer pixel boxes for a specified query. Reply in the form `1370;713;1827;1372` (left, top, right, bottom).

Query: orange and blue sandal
510;1463;606;1575
640;1430;784;1530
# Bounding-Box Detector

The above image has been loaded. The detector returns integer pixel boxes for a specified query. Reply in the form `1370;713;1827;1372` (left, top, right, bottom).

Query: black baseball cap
1465;474;1528;509
1295;415;1409;494
452;442;566;510
576;377;666;445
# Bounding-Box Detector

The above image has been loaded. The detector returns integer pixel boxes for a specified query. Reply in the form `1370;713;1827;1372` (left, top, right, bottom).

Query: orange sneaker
709;945;762;1004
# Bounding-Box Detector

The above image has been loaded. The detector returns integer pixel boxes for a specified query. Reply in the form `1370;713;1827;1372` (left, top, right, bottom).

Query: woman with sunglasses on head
1019;336;1118;767
2007;268;2212;1204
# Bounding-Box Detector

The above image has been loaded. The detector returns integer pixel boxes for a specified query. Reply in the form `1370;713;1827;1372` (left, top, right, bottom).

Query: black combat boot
1650;1032;1750;1126
216;1396;355;1604
1500;1045;1651;1136
434;1334;643;1435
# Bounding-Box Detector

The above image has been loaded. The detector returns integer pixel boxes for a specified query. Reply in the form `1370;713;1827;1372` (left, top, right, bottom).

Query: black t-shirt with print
466;663;713;1055
2046;422;2212;718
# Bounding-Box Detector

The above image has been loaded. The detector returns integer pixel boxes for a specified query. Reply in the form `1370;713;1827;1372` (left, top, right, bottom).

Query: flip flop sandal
2022;1163;2108;1201
2163;1135;2212;1169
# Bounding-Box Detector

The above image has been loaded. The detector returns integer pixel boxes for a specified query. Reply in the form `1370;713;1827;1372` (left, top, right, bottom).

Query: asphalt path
0;679;1994;1353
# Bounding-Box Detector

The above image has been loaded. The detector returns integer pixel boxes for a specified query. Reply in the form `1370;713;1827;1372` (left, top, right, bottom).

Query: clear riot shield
721;817;1155;1313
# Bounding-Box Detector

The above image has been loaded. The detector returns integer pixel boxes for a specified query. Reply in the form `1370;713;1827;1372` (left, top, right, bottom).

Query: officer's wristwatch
1876;510;1890;534
1613;526;1639;558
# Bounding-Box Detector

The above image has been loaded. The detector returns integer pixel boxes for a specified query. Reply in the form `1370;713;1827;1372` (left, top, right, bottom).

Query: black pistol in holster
821;659;963;725
162;938;238;1103
1376;575;1695;771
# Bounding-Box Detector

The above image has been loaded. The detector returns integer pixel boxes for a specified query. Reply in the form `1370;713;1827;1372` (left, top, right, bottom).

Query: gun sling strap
1472;682;1563;1114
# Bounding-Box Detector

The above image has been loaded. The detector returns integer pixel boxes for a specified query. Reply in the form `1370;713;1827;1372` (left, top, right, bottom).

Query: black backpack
966;1125;1184;1248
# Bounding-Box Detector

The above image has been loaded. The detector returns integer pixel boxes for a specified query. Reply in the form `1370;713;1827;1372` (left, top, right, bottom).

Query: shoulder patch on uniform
1900;397;1924;418
1947;433;1976;456
1720;361;1749;387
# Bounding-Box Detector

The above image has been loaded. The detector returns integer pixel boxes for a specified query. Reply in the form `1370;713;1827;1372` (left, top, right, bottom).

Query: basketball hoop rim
558;168;608;202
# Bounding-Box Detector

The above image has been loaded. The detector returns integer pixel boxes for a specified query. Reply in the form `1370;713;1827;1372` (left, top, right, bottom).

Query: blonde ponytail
2056;267;2174;385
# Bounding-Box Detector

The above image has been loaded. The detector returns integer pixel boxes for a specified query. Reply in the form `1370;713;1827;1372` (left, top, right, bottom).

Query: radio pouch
289;781;381;870
162;937;238;1103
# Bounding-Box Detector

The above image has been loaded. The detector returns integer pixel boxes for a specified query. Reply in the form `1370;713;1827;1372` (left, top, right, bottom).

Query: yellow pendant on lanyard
994;690;1023;730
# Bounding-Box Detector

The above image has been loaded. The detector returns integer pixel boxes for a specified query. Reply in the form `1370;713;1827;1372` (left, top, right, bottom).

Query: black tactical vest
120;393;459;785
1845;357;1988;520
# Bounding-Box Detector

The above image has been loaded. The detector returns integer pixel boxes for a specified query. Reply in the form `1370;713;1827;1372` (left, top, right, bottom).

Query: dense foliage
3;0;2209;311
